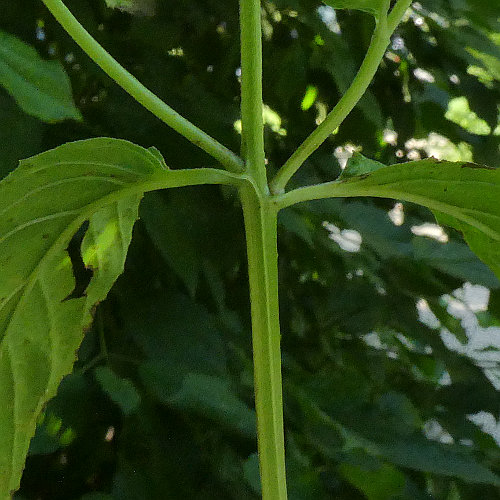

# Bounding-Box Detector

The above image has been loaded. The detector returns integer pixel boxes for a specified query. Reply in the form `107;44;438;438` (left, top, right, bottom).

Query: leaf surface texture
0;138;165;496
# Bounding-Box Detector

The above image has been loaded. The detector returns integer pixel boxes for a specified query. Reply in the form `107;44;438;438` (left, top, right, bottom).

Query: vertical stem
239;1;287;496
240;184;287;500
239;0;268;192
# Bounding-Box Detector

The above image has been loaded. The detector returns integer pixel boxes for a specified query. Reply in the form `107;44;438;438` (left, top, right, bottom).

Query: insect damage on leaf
63;222;94;302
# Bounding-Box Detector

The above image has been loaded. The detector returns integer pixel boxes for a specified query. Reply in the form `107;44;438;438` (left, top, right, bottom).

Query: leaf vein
0;210;81;246
0;176;128;217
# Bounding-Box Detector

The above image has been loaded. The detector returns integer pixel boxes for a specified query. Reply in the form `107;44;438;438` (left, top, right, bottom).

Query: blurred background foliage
2;0;500;498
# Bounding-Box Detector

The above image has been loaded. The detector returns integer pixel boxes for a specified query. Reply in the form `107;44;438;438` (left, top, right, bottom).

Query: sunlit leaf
445;97;491;135
0;138;239;497
0;138;164;496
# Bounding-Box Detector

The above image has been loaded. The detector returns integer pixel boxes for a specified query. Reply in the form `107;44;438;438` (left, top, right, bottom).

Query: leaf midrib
0;176;163;342
362;187;500;241
0;167;246;338
0;175;128;219
279;176;500;241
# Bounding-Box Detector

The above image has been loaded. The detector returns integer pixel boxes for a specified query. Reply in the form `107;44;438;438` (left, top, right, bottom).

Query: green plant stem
239;0;267;191
239;2;287;496
240;184;287;500
270;9;393;194
388;0;413;32
41;0;244;174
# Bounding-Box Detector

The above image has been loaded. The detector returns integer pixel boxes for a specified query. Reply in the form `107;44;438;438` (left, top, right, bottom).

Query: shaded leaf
141;192;200;295
339;462;406;500
243;453;261;494
140;364;256;438
412;237;500;289
94;366;141;415
122;292;227;375
375;437;500;485
0;93;42;179
299;386;500;486
0;30;81;123
309;33;383;128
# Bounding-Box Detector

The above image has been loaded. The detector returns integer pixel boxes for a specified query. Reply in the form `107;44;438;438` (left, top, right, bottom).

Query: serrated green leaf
0;138;161;496
288;158;500;281
0;30;81;123
0;137;241;497
322;0;388;17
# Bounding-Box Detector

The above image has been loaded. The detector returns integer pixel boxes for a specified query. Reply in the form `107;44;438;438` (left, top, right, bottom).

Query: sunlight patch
445;97;491;136
411;223;448;243
388;202;404;226
404;133;472;162
323;222;362;252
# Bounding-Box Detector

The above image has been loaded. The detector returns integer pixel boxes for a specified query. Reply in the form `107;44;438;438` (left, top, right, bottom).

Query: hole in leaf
63;221;93;302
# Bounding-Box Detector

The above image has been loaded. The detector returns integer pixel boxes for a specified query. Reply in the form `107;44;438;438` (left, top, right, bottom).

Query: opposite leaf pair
2;137;500;496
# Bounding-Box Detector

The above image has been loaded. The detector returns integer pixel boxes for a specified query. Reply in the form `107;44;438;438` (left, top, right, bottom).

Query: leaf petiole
41;0;244;174
270;0;412;194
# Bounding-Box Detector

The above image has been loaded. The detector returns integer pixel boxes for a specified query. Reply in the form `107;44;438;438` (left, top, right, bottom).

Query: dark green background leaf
0;30;81;122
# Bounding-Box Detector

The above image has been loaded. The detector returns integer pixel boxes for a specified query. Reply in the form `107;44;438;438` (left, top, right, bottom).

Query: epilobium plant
1;0;499;498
